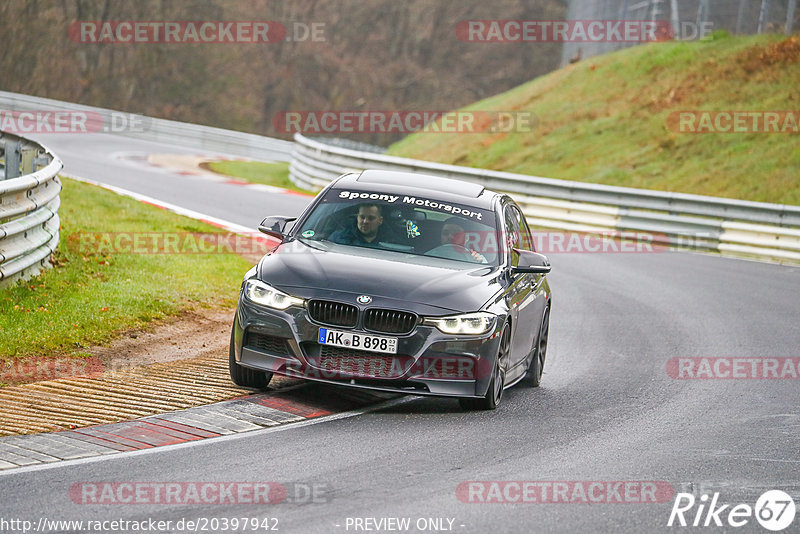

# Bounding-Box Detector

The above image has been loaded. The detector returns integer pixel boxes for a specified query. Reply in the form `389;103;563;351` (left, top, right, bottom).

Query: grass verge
202;160;314;195
0;177;252;362
388;33;800;205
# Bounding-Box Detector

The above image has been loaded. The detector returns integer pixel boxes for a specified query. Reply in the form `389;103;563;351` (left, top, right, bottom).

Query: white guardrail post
289;133;800;263
0;131;63;286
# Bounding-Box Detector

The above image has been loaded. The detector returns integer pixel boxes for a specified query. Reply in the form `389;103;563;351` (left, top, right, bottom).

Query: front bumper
232;295;502;398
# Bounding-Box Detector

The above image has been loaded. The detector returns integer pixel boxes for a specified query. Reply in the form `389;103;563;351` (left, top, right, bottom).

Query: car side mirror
258;216;297;241
512;249;551;274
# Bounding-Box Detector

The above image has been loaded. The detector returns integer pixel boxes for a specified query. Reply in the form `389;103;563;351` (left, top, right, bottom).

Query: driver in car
329;203;391;247
440;217;488;263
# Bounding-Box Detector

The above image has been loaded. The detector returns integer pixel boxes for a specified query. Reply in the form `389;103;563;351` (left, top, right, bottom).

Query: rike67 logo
668;490;796;531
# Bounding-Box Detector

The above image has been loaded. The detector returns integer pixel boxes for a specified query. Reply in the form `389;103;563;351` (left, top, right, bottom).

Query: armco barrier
0;132;63;286
289;133;800;263
2;91;795;264
0;91;293;163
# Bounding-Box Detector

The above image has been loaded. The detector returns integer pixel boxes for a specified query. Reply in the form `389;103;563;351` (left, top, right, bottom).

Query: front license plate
318;328;398;354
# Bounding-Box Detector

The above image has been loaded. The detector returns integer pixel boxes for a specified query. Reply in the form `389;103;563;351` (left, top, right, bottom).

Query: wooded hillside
0;0;565;144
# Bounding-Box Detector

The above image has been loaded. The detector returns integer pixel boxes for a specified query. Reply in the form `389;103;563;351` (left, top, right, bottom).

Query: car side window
504;206;521;266
512;206;533;252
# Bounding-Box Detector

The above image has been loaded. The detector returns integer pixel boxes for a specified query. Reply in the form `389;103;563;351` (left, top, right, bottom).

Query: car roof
332;170;499;210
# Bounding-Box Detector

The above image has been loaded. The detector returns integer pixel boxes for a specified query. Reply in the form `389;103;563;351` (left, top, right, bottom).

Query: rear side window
504;206;521;265
512;205;533;252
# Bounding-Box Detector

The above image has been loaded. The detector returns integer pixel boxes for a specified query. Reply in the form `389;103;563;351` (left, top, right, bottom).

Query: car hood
257;239;501;313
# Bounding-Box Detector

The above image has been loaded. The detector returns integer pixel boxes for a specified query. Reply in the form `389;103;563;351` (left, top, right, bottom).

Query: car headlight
424;312;496;335
243;279;304;310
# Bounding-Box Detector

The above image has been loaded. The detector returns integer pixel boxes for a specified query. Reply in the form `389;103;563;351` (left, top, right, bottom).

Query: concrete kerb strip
0;389;407;473
143;153;315;197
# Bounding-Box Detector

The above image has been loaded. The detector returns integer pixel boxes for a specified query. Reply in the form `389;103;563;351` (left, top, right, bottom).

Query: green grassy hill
388;33;800;205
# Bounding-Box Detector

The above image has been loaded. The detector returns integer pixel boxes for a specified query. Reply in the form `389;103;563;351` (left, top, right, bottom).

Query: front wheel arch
228;324;273;390
459;321;510;411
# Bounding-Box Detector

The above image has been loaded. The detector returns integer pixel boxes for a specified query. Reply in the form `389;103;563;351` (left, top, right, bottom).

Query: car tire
229;327;273;389
523;306;549;387
459;325;509;411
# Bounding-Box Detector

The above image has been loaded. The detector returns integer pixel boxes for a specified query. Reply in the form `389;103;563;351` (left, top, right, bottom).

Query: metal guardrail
289;133;800;263
1;92;795;264
0;91;294;163
0;132;63;286
308;137;387;154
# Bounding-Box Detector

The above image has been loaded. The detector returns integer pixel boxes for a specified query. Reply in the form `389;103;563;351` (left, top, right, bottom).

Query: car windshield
295;188;500;265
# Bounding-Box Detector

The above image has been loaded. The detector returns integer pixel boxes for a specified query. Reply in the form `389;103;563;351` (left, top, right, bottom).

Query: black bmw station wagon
230;170;552;410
